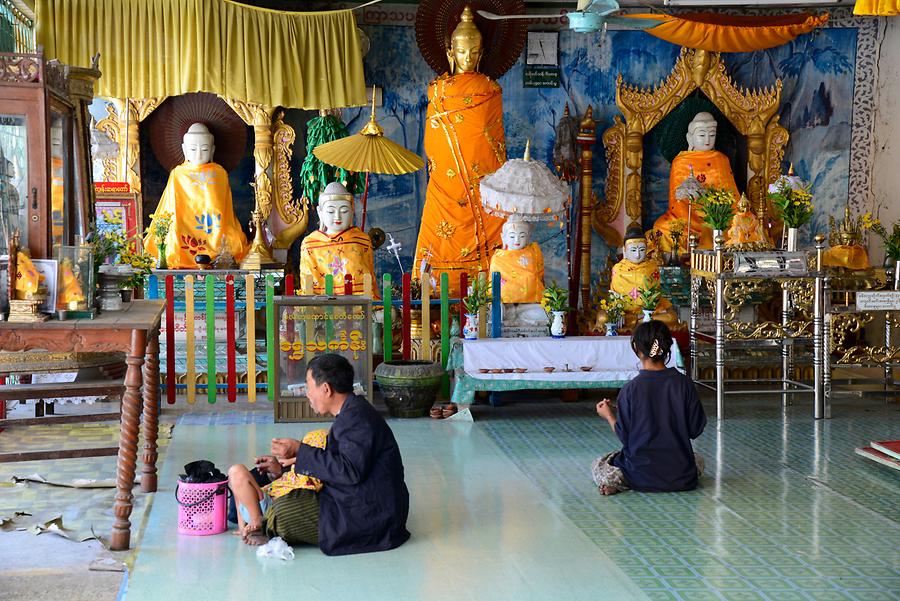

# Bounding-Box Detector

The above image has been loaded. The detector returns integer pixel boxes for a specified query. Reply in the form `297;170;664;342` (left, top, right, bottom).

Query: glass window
0;113;28;251
50;111;72;249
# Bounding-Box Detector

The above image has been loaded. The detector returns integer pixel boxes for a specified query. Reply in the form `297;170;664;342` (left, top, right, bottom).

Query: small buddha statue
610;227;679;330
652;112;740;251
299;182;377;296
727;194;770;248
143;123;249;269
489;218;547;327
823;205;870;270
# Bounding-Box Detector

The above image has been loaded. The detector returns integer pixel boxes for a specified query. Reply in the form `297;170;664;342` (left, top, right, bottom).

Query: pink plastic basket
176;479;229;536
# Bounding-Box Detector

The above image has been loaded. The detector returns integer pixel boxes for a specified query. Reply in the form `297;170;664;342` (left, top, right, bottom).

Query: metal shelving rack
689;234;827;419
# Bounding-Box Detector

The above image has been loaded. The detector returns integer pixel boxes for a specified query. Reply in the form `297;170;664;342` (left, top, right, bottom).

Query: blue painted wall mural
345;24;859;293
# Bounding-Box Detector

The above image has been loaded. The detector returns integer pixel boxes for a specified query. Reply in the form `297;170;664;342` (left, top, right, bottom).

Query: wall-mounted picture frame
31;258;59;314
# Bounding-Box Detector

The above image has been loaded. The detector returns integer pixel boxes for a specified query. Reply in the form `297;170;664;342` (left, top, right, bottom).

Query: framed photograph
31;259;58;314
95;190;142;249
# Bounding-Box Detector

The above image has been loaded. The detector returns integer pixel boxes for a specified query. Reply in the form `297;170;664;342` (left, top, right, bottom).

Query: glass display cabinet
0;51;100;259
272;295;373;422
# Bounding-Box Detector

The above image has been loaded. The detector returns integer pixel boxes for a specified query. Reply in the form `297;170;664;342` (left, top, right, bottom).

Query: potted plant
599;292;626;336
118;244;154;301
668;218;687;266
768;180;813;251
863;213;900;287
698;186;736;242
146;211;173;269
638;277;662;323
541;281;569;339
462;275;491;340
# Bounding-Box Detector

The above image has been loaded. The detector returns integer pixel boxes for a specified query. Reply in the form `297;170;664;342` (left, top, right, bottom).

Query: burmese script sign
856;291;900;311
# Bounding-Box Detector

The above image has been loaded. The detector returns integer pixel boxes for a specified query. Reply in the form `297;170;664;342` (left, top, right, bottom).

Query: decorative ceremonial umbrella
768;163;807;193
313;97;424;228
479;142;569;224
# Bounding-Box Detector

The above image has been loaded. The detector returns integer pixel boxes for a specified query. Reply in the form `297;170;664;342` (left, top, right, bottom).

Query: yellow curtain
35;0;366;109
627;12;829;53
854;0;900;15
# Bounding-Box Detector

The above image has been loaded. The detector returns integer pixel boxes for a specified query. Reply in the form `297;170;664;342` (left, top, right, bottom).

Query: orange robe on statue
299;227;378;297
654;150;740;251
143;162;248;269
414;72;506;297
490;243;544;304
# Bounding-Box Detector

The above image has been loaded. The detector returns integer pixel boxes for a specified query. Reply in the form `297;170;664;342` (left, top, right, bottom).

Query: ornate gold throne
597;47;789;244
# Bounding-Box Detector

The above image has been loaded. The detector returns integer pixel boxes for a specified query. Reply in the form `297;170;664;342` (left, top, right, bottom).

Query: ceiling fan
477;0;664;33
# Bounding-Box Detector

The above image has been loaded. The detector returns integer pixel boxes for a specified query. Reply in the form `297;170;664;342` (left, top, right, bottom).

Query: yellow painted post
245;274;256;403
363;274;373;299
185;275;196;404
421;278;432;361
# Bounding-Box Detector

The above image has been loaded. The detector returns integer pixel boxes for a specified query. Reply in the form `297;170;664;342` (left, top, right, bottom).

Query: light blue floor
124;418;648;601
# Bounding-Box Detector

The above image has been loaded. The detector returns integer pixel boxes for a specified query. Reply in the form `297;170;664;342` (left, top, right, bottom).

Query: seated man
228;354;410;555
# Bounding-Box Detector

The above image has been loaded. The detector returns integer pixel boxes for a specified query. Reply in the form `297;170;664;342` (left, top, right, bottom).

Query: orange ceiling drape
627;12;829;53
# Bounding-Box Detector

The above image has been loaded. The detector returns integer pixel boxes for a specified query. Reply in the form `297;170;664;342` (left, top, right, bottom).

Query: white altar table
447;336;683;405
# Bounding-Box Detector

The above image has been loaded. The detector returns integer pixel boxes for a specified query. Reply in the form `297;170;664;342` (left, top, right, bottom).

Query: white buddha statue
299;181;377;296
652;112;740;251
489;218;547;328
610;226;680;331
143;123;249;268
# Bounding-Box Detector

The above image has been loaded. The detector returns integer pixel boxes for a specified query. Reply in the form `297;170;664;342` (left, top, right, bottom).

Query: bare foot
241;529;270;546
599;485;620;496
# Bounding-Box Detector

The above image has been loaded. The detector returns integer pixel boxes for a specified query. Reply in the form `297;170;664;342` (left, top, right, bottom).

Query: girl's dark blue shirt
611;367;707;492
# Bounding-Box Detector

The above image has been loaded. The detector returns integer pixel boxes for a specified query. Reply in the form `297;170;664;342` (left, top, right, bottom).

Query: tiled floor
477;396;900;601
124;418;647;601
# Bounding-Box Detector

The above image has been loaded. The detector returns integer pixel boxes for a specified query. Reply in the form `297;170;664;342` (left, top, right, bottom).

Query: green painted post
382;274;392;362
206;275;216;404
266;274;275;402
440;273;450;397
325;274;334;344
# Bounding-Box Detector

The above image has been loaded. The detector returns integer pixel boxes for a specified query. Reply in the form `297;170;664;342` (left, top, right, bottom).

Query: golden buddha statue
610;227;680;331
299;182;377;296
144;123;249;269
652;112;740;251
823;205;870;270
727;193;770;248
489;219;547;327
413;6;506;297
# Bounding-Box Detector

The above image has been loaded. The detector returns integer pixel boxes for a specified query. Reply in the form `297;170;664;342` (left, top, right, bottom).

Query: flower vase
605;321;618;336
785;227;798;252
642;309;653;323
156;242;168;269
549;310;566;338
463;313;479;340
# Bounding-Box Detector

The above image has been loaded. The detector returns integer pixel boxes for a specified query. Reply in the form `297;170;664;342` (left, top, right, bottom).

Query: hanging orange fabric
853;0;900;15
414;72;507;298
627;12;829;53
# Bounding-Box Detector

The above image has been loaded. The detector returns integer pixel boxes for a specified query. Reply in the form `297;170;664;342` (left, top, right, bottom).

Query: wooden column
141;329;160;493
576;107;597;312
111;328;147;551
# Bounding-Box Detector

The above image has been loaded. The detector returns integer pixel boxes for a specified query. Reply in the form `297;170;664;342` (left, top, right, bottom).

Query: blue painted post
490;271;503;407
147;274;159;299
